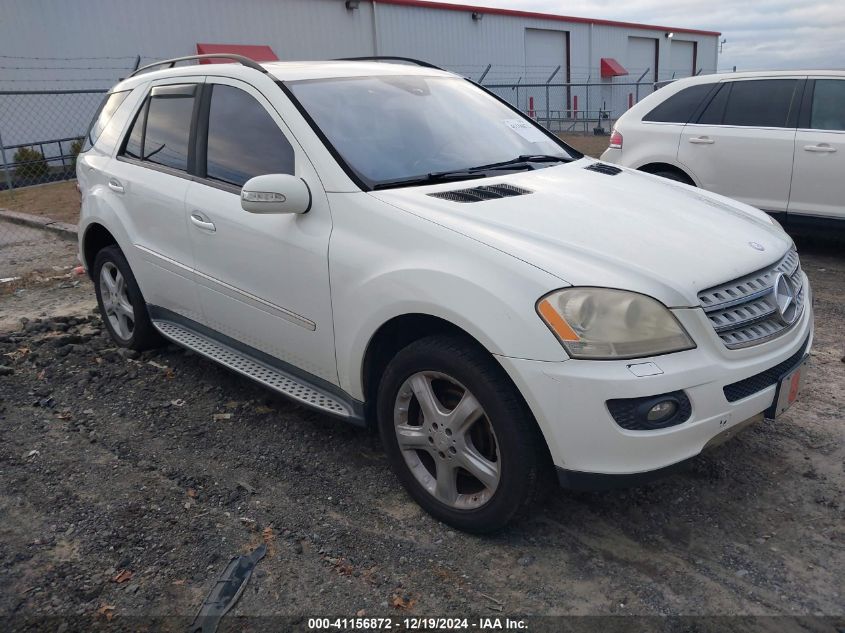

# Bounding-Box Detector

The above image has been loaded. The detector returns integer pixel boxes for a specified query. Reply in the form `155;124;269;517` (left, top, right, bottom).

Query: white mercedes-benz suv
77;55;813;532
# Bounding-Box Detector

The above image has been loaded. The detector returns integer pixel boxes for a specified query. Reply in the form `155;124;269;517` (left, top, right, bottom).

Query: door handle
688;136;715;145
190;212;216;232
107;178;124;194
803;144;836;153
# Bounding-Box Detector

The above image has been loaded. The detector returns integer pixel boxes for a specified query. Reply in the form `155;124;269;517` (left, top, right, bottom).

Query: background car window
642;84;714;123
121;84;196;171
721;79;798;128
205;84;294;187
696;83;730;124
83;90;129;151
810;80;845;131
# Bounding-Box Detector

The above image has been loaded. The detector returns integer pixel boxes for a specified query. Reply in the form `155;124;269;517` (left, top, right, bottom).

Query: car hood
369;159;793;307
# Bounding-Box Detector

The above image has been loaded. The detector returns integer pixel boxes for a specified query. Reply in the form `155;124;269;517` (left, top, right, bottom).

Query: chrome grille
698;248;805;349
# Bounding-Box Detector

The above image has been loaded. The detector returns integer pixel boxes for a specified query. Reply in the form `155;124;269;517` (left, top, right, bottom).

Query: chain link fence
0;89;105;281
484;80;655;134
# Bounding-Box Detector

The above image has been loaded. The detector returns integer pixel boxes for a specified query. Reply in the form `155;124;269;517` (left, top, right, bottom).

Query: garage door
524;28;568;117
627;36;658;100
668;40;696;79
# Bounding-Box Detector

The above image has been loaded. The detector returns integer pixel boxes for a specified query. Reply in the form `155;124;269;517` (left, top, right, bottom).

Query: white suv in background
78;55;813;532
601;71;845;230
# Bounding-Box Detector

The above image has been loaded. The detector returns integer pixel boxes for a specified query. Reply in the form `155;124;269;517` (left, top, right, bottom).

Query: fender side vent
428;183;532;203
585;162;622;175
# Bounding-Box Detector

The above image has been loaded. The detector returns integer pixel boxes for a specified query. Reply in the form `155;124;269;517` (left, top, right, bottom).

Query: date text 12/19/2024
308;617;529;630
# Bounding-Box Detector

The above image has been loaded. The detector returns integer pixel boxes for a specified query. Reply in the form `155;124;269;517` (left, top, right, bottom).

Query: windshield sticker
503;119;548;143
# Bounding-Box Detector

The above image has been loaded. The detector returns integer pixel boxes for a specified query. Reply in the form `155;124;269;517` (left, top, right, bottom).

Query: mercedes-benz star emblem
772;273;798;325
749;241;765;251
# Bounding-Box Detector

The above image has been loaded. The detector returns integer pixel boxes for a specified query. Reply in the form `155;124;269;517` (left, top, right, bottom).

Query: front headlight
536;288;695;360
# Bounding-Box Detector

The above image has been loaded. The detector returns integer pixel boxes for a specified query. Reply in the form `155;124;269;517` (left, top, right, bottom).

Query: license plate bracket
764;354;809;420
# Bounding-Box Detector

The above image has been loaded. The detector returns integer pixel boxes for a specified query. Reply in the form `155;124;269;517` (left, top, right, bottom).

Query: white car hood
370;159;792;307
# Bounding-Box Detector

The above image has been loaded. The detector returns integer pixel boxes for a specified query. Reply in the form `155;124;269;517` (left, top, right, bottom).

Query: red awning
195;43;279;63
600;58;628;78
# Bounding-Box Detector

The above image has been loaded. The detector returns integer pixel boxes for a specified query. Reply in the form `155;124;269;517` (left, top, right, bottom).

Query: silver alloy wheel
393;371;500;509
99;261;135;340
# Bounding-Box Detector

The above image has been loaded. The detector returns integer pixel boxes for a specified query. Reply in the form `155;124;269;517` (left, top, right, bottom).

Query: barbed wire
0;54;142;60
0;78;122;83
0;65;134;70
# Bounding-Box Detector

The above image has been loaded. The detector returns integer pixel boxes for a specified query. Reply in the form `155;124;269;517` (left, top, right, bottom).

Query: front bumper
497;279;814;479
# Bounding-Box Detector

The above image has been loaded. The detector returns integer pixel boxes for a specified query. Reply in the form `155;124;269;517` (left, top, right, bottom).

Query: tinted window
697;83;730;124
123;99;146;160
121;84;196;171
810;80;845;131
722;79;798;128
143;85;196;171
84;91;130;151
642;84;714;123
205;85;295;187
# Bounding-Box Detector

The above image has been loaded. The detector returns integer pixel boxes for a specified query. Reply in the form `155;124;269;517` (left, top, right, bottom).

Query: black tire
377;335;553;533
93;245;162;350
652;169;694;185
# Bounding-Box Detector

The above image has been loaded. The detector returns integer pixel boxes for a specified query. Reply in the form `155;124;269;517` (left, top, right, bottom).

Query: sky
434;0;845;71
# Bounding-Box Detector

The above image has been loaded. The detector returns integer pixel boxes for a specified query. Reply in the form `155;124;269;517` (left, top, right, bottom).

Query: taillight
609;129;623;150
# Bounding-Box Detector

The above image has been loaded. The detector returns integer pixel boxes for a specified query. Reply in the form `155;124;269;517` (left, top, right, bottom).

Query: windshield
287;75;579;189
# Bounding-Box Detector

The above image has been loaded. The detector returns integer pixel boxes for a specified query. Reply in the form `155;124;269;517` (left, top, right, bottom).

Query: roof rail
127;54;269;78
334;56;444;71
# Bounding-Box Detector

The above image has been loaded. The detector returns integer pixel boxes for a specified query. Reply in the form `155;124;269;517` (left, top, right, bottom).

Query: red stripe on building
377;0;721;37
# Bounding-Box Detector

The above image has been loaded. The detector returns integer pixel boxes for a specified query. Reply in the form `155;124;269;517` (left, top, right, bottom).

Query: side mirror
240;174;311;215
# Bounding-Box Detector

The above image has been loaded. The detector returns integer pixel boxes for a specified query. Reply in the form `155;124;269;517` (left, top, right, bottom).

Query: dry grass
0;181;80;224
557;133;611;159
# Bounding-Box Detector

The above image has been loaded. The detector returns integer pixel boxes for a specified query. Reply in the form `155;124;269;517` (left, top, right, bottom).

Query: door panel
186;78;337;383
627;36;658;100
523;28;568;117
678;79;800;212
111;80;203;321
668;40;695;79
788;79;845;219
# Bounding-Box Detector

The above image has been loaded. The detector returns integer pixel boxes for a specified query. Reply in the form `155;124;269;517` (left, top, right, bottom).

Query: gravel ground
0;237;843;631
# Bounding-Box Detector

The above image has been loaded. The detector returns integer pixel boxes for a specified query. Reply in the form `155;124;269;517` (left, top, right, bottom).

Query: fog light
607;391;691;431
647;400;678;422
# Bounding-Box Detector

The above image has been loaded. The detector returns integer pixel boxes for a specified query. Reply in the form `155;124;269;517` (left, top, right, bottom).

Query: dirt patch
0;219;79;282
0;181;80;225
0;239;842;625
558;133;612;159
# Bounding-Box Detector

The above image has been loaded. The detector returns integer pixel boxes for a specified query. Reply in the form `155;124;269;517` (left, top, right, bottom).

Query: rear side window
121;84;197;172
810;80;845;131
204;84;295;187
642;84;714;123
696;83;730;124
83;90;130;151
721;79;798;128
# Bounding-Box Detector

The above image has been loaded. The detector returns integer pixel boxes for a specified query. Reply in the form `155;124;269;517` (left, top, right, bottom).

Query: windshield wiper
372;170;488;190
371;155;570;190
468;154;571;172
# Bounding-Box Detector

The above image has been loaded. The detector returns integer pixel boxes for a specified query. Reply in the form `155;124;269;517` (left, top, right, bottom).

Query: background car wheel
93;245;162;350
652;169;694;185
377;335;553;533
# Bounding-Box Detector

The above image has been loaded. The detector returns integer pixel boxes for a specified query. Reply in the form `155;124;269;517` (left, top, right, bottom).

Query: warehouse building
1;0;719;160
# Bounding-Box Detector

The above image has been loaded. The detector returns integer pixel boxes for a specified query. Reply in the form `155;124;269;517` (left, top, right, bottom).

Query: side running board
152;319;362;423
